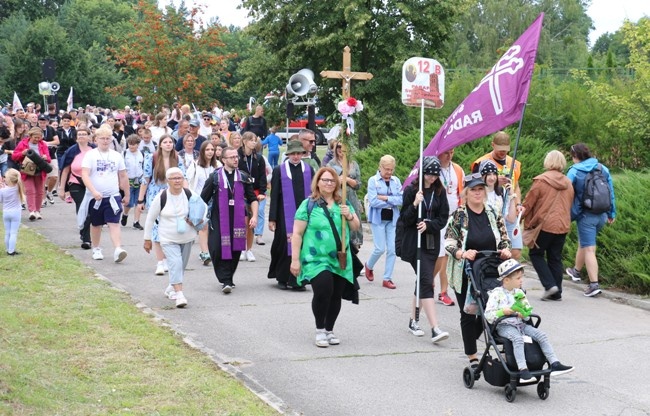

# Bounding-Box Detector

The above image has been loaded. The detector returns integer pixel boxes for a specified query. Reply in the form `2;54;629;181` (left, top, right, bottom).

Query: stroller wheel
505;385;517;402
463;367;475;389
537;382;550;400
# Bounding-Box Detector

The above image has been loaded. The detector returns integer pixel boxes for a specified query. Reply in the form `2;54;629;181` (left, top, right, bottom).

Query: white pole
415;98;424;323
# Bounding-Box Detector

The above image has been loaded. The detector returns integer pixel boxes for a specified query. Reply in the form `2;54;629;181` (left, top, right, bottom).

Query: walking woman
137;134;186;275
290;167;361;347
58;127;96;249
565;143;616;297
12;127;51;220
144;167;203;308
522;150;574;301
445;174;511;371
365;155;403;289
399;157;450;343
186;140;219;265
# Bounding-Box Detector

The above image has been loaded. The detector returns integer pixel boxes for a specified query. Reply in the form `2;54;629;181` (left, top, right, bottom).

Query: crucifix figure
320;46;373;99
320;46;373;255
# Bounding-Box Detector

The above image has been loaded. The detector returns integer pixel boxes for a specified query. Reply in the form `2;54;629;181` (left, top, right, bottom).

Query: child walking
0;169;26;255
121;135;145;230
485;259;574;383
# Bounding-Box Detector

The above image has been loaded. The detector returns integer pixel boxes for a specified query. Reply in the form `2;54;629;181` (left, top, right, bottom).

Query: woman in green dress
290;167;361;348
327;139;363;249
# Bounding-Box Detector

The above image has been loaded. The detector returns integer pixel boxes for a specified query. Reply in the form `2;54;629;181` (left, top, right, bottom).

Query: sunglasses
464;173;482;181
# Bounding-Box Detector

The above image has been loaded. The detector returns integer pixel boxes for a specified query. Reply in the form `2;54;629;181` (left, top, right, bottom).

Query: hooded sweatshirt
566;157;616;221
522;169;574;234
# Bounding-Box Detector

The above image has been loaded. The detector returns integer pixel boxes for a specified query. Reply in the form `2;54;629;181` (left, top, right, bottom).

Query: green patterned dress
295;199;356;285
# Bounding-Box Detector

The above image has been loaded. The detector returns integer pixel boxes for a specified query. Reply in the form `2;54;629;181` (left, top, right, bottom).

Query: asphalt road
28;199;650;416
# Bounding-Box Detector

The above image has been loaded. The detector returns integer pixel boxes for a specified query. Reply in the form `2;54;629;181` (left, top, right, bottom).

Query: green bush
562;171;650;295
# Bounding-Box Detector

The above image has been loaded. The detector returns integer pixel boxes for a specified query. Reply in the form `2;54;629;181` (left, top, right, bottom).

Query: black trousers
310;271;346;331
409;249;437;299
69;183;91;244
529;230;567;294
211;253;242;286
455;273;484;356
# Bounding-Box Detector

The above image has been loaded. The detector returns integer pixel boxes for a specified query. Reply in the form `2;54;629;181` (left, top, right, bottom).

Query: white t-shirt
123;149;144;180
149;126;171;143
138;140;157;156
82;148;126;196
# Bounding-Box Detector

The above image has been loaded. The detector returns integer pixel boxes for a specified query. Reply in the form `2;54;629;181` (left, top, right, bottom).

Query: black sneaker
81;242;92;250
46;192;54;204
133;222;144;230
121;215;128;226
519;369;535;383
51;189;58;197
550;362;574;376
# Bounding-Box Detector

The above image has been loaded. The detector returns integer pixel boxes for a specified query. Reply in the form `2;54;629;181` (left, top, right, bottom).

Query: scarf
281;160;312;256
217;167;247;259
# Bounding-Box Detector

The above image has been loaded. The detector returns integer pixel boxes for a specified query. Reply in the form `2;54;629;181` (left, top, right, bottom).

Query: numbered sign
401;57;445;108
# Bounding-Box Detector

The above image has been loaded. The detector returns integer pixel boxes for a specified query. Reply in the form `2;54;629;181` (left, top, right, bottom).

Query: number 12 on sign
401;57;445;109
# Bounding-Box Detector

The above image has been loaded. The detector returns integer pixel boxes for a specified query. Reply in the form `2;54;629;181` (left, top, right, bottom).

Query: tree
107;0;232;112
239;0;471;147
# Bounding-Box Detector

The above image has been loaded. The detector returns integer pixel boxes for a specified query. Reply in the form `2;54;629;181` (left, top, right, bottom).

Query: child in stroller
485;259;574;384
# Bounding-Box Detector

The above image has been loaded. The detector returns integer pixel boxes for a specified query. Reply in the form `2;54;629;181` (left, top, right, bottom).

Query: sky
159;0;648;45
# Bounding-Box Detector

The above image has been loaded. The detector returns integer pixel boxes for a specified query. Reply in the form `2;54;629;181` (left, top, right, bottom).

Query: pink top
69;148;91;185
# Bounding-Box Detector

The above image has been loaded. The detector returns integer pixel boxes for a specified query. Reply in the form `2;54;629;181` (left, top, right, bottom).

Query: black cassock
268;161;314;287
201;169;257;287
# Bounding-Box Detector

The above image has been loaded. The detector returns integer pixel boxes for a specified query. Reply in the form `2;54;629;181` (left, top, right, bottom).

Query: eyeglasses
320;178;336;184
223;155;239;160
203;117;211;120
168;177;184;181
303;139;316;144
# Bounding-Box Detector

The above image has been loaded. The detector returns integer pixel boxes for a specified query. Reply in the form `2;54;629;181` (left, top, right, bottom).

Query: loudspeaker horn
286;69;317;96
50;82;60;93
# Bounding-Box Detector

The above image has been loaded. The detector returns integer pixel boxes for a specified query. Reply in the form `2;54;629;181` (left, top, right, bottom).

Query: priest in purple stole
201;147;259;294
268;140;314;290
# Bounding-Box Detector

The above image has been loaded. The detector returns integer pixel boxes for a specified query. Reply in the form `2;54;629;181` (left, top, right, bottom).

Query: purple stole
281;161;312;256
217;167;247;259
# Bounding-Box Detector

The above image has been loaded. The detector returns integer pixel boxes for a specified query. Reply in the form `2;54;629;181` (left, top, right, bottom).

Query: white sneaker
163;259;169;272
246;250;256;262
164;285;175;299
175;294;187;308
155;261;165;275
113;247;127;263
240;251;246;261
315;329;329;348
35;211;42;220
326;331;340;345
92;247;104;260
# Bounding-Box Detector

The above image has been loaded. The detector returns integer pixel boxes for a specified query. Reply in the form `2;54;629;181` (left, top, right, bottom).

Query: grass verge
0;223;277;416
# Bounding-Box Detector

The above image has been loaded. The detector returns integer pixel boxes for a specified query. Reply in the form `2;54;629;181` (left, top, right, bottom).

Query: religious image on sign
401;57;445;109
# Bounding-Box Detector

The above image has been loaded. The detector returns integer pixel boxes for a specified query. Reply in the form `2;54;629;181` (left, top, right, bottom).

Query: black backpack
581;164;611;214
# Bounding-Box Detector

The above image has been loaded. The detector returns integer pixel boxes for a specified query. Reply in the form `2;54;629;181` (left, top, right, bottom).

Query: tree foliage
239;0;471;146
106;0;232;112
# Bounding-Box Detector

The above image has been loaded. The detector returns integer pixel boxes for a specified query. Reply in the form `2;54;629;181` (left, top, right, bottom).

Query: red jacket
12;138;51;181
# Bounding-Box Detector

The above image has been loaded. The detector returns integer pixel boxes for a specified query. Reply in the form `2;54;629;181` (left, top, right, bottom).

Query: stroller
461;251;552;402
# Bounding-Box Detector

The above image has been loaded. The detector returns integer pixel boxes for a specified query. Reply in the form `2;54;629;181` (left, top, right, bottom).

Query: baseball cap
38;115;48;121
463;173;486;189
189;119;200;127
498;259;524;280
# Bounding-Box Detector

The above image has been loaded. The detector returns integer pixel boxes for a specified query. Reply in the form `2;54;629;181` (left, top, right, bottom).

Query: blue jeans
0;161;7;177
367;220;396;280
577;212;606;248
255;196;267;236
161;241;193;285
268;152;279;168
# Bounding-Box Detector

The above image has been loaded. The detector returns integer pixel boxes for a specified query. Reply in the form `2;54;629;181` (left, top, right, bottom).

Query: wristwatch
137;199;145;204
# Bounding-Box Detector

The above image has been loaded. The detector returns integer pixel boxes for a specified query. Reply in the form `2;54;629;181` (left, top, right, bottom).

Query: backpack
581;164;611;214
160;188;207;231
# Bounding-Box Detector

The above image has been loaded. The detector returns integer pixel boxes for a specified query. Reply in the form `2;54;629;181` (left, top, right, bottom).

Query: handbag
522;189;562;249
21;156;38;176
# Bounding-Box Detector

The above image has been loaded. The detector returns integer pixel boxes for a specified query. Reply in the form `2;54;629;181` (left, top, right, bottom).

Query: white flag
66;87;74;112
12;92;23;113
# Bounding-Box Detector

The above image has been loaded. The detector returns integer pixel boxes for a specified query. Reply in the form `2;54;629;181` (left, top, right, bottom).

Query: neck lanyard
246;154;253;174
422;188;435;214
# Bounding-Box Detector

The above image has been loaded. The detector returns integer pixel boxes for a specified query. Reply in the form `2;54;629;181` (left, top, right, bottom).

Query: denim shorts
577;212;606;248
127;186;140;208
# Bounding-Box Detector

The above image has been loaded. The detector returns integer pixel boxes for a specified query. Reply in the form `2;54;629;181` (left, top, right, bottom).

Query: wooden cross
320;46;373;99
320;46;373;256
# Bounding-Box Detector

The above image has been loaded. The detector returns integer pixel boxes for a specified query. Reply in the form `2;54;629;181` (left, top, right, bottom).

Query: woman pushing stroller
485;259;574;383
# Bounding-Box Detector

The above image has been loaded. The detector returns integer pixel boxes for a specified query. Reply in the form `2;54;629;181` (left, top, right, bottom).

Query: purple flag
404;13;544;187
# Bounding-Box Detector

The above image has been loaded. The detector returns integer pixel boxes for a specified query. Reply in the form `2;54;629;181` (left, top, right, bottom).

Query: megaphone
50;82;60;93
286;69;317;96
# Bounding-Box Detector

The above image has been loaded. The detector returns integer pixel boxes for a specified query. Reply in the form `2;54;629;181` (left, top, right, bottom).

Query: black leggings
310;270;346;331
69;183;91;243
455;274;484;356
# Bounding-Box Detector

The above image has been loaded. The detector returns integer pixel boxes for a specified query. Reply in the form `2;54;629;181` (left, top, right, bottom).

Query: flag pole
502;103;528;216
415;98;424;324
